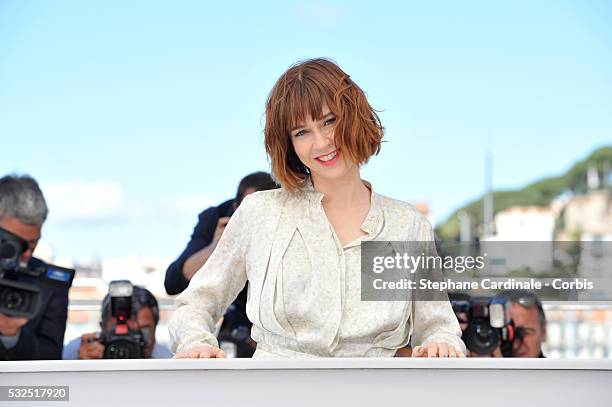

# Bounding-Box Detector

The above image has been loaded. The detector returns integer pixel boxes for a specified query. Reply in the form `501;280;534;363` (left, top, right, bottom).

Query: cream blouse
169;179;465;358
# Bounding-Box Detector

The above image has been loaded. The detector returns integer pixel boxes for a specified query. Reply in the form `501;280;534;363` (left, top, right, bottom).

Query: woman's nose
313;127;333;149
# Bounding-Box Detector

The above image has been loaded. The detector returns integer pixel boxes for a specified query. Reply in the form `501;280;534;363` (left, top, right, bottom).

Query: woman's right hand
173;344;226;359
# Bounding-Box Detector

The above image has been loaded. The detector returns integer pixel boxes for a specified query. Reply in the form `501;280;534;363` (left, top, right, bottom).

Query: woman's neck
310;167;370;209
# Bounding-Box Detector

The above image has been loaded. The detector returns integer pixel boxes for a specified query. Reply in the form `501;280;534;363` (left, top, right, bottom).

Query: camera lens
5;291;23;309
105;339;142;359
109;343;131;358
0;241;19;259
0;289;27;311
113;345;129;359
464;320;500;355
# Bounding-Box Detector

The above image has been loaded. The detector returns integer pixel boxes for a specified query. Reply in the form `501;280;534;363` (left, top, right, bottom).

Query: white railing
64;300;612;358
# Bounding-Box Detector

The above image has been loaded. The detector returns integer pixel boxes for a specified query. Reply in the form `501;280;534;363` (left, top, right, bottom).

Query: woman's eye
294;130;307;137
324;117;336;126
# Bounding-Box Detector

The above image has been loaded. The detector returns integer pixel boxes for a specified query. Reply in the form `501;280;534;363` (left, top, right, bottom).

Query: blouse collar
300;176;384;239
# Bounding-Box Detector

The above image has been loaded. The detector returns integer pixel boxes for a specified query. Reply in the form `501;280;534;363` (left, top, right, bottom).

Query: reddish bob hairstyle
264;58;384;191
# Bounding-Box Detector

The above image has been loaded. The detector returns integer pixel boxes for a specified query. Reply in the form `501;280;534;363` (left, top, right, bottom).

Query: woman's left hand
411;342;465;358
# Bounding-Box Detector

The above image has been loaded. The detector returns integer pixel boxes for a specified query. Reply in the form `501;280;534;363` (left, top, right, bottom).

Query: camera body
451;294;517;356
101;280;146;359
0;227;74;319
101;327;145;359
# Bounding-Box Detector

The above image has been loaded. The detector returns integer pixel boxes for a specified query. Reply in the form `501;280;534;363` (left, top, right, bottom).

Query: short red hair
264;58;384;191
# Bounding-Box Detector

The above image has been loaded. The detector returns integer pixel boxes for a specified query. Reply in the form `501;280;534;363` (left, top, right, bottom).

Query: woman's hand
173;344;226;359
412;342;465;358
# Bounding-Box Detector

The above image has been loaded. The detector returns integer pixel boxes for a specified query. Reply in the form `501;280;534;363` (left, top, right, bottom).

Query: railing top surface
1;358;612;373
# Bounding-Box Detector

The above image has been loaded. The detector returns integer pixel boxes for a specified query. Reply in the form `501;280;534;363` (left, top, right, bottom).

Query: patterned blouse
169;178;465;358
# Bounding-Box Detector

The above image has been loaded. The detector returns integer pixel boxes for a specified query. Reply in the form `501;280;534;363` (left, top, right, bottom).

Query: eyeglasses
498;290;542;308
517;295;540;308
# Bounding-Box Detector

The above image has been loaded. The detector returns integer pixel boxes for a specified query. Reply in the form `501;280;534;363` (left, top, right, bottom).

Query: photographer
453;290;547;358
497;289;547;358
62;282;171;359
165;172;278;294
165;171;277;357
0;174;70;360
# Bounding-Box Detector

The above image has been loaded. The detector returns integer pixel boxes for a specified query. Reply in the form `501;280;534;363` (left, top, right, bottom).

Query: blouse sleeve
168;194;255;354
410;220;466;354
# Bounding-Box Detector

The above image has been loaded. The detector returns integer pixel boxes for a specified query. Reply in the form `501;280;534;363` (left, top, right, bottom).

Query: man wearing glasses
0;174;71;360
497;289;547;358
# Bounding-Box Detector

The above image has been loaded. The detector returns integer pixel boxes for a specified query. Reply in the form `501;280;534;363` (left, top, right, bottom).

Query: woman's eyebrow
289;123;306;132
318;112;335;121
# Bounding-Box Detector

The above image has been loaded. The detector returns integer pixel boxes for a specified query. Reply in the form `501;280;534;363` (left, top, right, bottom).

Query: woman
170;58;465;358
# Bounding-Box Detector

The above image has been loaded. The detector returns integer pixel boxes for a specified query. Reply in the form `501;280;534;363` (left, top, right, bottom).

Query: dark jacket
0;257;70;360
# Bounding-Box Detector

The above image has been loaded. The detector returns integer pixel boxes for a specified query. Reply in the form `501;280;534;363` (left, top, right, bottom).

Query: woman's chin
311;167;349;182
313;164;360;183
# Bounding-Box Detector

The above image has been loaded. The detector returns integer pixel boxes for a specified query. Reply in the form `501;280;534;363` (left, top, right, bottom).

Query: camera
100;280;146;359
451;293;522;357
0;227;74;319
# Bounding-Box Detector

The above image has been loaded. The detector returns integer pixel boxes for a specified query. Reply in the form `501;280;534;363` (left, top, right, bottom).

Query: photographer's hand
78;333;105;359
412;342;466;358
0;313;28;336
174;344;226;359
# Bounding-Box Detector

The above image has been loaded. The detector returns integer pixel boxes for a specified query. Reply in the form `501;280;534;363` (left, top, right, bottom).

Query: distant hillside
436;146;612;241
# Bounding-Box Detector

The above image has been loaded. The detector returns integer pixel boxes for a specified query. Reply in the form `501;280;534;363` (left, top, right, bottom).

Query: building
559;190;612;241
482;206;555;275
493;206;555;241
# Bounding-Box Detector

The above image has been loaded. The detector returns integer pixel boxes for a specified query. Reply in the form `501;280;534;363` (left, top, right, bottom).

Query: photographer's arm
35;285;69;359
165;208;225;295
30;286;68;360
169;197;254;358
182;217;230;281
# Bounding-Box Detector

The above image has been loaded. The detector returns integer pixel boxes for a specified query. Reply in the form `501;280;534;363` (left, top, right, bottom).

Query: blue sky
1;0;611;261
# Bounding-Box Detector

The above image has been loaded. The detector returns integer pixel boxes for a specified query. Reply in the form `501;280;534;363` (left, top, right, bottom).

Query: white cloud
42;180;125;224
41;179;215;227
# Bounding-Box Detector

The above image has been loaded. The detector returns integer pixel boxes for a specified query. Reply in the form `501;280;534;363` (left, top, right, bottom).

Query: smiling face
264;58;384;191
289;105;357;183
